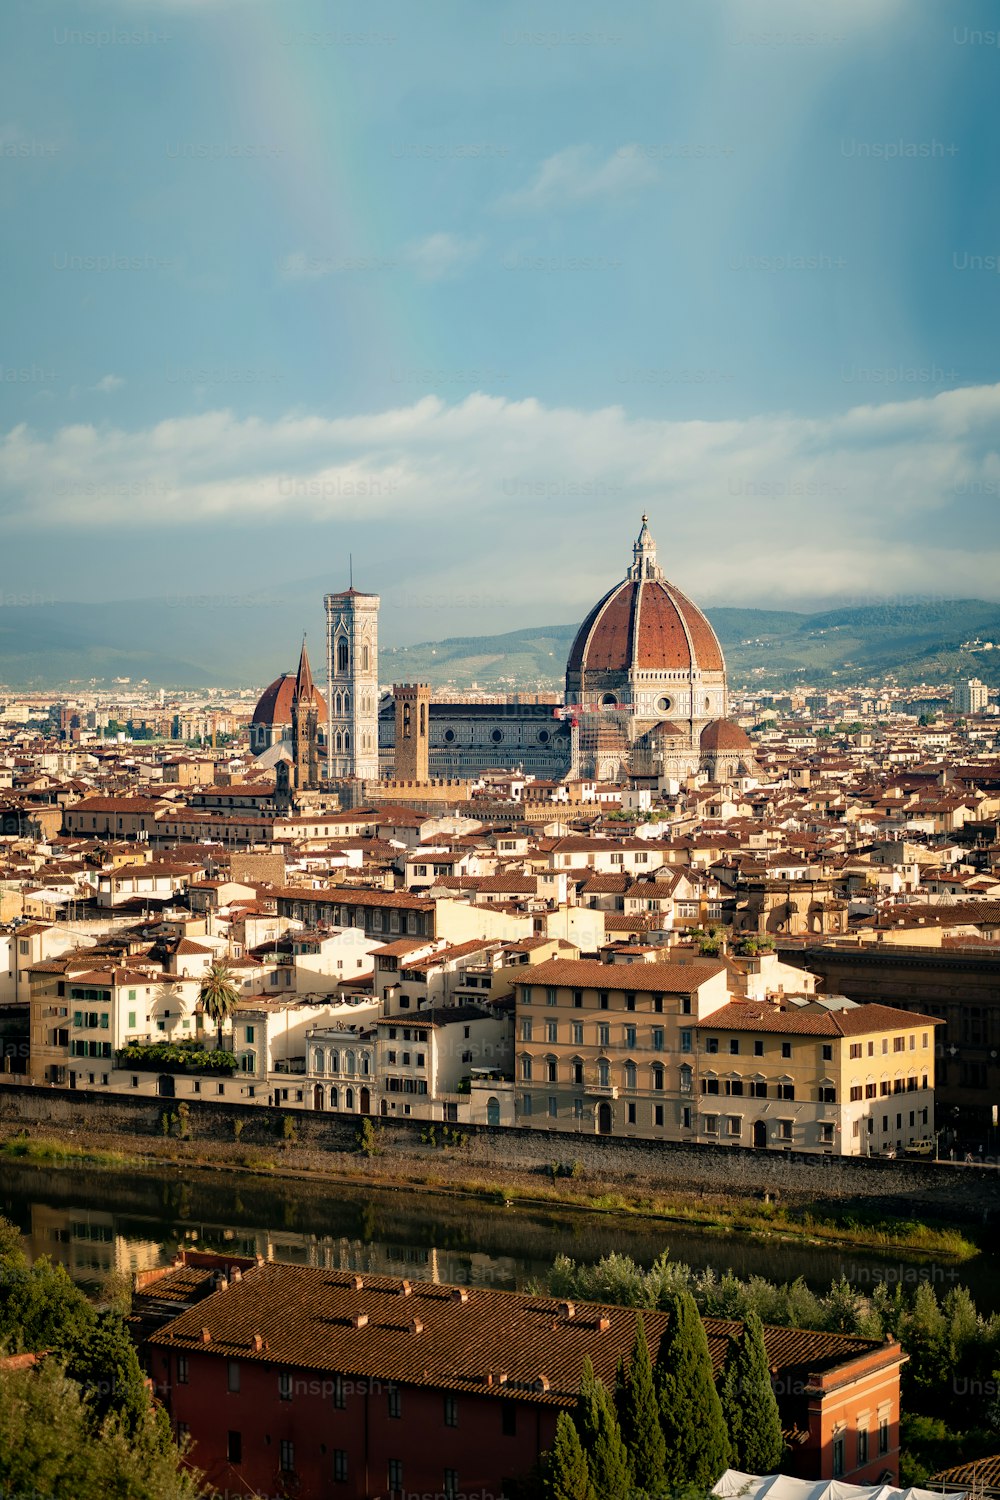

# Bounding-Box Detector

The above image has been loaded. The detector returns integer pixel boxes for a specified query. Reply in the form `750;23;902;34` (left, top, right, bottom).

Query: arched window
330;1085;339;1109
679;1064;692;1094
361;1053;371;1076
343;692;351;713
362;645;370;672
419;702;426;735
334;692;342;715
334;731;342;753
346;1050;356;1076
330;1051;339;1074
624;1060;637;1090
652;1065;665;1092
598;1058;610;1088
312;1049;324;1074
337;637;349;673
344;731;351;751
346;1087;354;1110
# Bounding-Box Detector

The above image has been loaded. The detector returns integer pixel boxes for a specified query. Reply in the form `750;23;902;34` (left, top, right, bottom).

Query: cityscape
2;3;1000;1500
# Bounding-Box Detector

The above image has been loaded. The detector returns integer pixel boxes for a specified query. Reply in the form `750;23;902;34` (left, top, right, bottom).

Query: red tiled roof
517;956;725;993
697;1000;945;1036
147;1261;898;1408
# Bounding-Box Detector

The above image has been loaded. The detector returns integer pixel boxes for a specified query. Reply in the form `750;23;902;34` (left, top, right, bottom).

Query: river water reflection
1;1159;994;1311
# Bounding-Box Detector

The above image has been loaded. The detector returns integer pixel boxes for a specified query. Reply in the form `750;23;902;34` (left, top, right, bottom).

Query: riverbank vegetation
0;1215;203;1498
0;1121;979;1262
540;1252;1000;1486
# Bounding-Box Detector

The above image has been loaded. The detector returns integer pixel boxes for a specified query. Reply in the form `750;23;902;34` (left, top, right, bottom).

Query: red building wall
155;1345;558;1500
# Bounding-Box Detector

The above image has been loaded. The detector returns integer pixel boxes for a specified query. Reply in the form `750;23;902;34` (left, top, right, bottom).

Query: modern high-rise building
324;586;380;781
952;678;989;715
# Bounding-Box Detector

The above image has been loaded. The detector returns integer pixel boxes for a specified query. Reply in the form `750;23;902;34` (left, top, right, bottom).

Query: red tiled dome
700;719;751;752
567;577;724;677
252;673;326;727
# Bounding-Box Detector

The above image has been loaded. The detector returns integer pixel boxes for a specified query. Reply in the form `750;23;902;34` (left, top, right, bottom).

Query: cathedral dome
252;672;326;729
565;517;725;707
700;718;752;752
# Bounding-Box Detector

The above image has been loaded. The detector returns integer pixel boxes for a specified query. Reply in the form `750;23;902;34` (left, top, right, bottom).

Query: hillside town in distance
2;518;1000;1500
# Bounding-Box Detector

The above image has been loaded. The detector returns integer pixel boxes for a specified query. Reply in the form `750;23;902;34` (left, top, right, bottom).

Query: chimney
400;1280;412;1297
451;1288;469;1303
351;1312;369;1329
252;1333;264;1352
409;1317;424;1335
597;1316;610;1332
351;1275;364;1290
231;1267;242;1282
559;1301;576;1319
535;1375;551;1391
201;1327;211;1343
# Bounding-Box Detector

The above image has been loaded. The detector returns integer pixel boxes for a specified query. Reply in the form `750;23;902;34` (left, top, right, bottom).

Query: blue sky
2;0;1000;647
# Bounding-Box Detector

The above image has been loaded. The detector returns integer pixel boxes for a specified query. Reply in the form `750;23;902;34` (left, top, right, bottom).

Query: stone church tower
290;635;320;792
393;683;431;781
324;585;380;782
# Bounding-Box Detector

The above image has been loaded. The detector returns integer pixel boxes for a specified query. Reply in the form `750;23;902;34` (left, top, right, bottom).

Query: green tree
198;960;241;1049
575;1357;632;1498
655;1291;731;1488
62;1310;149;1438
619;1315;667;1493
718;1311;784;1474
0;1357;202;1500
543;1411;597;1500
0;1224;96;1356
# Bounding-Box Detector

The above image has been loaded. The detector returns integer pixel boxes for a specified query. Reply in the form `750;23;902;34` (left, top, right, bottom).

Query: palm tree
198;962;241;1051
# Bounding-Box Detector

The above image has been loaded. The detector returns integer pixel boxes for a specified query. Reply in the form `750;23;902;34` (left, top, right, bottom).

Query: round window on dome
600;693;618;709
491;729;503;743
443;729;455;743
538;729;549;743
656;696;672;713
705;696;711;712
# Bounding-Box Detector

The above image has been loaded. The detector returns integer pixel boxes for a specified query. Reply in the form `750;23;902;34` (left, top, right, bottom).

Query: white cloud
494;146;658;215
2;385;999;609
401;232;483;281
92;374;124;394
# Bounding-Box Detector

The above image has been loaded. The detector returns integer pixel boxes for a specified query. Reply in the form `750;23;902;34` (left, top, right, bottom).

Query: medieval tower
392;683;431;782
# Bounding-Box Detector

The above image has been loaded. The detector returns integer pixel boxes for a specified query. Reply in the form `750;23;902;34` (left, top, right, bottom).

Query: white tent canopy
713;1471;966;1500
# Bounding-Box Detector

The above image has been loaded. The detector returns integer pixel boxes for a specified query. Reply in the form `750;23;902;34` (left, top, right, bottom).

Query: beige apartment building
512;956;730;1136
511;959;941;1154
693;998;942;1157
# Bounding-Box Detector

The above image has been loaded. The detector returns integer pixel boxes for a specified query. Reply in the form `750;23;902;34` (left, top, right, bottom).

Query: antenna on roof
349;553;353;589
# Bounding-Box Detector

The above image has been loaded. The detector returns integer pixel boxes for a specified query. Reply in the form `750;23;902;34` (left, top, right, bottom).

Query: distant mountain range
2;597;1000;695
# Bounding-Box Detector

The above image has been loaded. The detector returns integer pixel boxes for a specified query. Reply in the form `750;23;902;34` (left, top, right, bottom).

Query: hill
1;599;1000;693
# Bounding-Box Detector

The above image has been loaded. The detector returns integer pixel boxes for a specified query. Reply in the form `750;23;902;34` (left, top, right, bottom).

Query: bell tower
324;585;380;782
291;635;319;792
393;683;431;782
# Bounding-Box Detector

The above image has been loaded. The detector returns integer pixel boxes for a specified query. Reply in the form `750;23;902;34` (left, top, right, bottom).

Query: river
1;1158;994;1311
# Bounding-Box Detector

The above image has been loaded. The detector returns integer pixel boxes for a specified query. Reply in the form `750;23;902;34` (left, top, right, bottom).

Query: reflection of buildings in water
30;1204;166;1285
27;1205;521;1293
175;1228;520;1290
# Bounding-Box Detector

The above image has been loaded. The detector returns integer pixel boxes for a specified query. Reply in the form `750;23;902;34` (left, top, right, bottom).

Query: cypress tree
654;1290;731;1488
621;1315;667;1494
718;1311;784;1474
575;1356;632;1498
544;1411;597;1500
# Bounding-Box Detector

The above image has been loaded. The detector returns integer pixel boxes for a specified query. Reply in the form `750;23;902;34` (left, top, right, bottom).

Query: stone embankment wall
1;1082;997;1223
